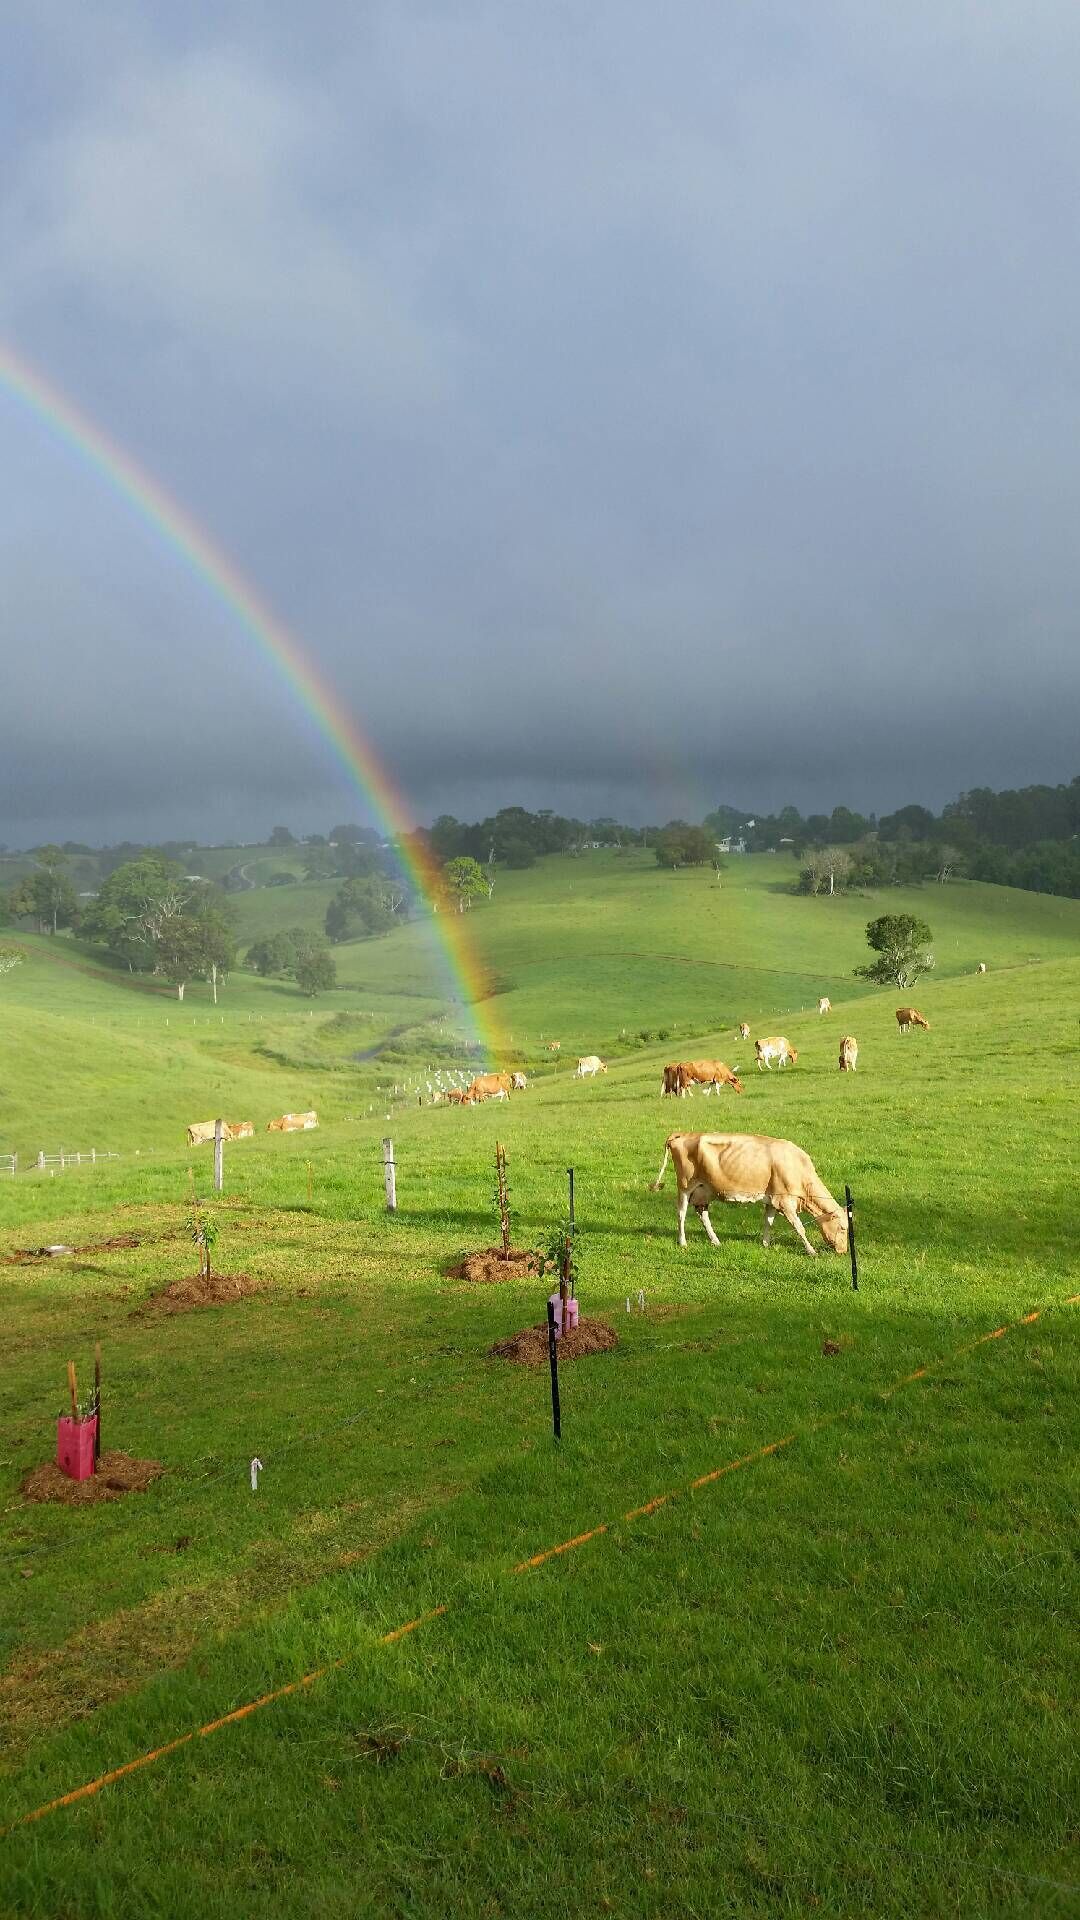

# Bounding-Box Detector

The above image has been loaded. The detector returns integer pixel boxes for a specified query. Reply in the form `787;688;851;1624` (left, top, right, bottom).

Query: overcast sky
3;1;1079;847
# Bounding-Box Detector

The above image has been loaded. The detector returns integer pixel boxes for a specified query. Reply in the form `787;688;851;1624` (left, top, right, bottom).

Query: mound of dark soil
21;1450;164;1505
447;1248;542;1284
137;1271;262;1315
490;1318;619;1366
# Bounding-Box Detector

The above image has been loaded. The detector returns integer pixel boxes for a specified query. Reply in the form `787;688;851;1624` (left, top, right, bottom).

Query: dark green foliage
295;949;337;995
654;822;714;868
856;912;934;989
8;846;80;934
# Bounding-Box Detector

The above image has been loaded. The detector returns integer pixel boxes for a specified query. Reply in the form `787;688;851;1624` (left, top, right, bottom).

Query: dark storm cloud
3;1;1079;846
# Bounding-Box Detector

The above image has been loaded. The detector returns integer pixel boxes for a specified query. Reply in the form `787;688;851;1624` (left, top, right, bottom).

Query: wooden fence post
383;1138;397;1211
214;1119;224;1195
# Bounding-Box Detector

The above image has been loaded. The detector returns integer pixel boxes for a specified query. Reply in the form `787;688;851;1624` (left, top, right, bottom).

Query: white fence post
382;1138;397;1212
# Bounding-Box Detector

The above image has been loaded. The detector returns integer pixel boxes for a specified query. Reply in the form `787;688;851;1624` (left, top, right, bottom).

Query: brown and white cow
661;1064;683;1096
755;1036;798;1071
547;1041;561;1052
838;1036;858;1072
574;1055;607;1077
737;1022;751;1041
464;1072;514;1103
652;1131;848;1256
895;1008;930;1033
267;1111;319;1132
818;997;831;1015
511;1072;528;1091
673;1060;743;1096
436;1087;469;1106
976;962;987;974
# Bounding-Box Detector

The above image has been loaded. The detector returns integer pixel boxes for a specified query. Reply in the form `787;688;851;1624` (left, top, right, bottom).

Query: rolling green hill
2;849;1078;1916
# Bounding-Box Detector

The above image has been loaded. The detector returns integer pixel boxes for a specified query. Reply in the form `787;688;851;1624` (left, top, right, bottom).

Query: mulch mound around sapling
21;1451;164;1505
447;1248;543;1284
490;1318;619;1366
136;1271;263;1315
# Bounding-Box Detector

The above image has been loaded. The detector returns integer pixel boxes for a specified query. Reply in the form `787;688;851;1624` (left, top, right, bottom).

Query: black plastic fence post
845;1185;858;1292
547;1297;562;1441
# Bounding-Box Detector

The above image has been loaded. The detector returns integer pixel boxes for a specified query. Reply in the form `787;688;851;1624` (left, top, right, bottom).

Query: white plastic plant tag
250;1456;263;1492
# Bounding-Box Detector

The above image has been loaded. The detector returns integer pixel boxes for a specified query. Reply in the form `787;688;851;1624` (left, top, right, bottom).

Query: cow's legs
698;1205;721;1247
779;1197;817;1256
762;1202;776;1248
676;1188;689;1248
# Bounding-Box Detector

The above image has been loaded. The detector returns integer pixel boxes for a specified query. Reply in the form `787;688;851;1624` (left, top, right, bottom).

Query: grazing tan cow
511;1072;528;1091
435;1087;469;1106
267;1110;319;1132
673;1060;744;1096
652;1131;848;1256
755;1036;798;1071
574;1055;607;1077
738;1022;751;1041
895;1008;930;1033
464;1072;513;1103
547;1041;561;1052
661;1064;683;1096
818;998;831;1015
838;1036;858;1072
186;1119;253;1146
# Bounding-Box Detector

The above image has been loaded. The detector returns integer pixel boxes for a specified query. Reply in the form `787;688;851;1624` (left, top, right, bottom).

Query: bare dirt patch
447;1248;542;1284
490;1318;619;1366
137;1271;263;1315
6;1234;142;1265
21;1450;164;1505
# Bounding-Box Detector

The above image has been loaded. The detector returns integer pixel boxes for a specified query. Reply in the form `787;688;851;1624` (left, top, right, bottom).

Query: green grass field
1;857;1078;1916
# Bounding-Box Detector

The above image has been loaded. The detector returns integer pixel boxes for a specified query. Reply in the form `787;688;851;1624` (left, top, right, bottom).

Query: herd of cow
653;1001;935;1257
186;1111;318;1145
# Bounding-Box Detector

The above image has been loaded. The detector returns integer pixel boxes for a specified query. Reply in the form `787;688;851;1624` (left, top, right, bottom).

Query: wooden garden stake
213;1118;224;1194
307;1161;313;1207
546;1297;561;1441
67;1361;78;1421
845;1185;859;1292
567;1167;576;1296
94;1342;102;1464
383;1138;397;1211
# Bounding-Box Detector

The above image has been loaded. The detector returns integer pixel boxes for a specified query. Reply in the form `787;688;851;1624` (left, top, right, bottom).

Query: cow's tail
651;1141;673;1192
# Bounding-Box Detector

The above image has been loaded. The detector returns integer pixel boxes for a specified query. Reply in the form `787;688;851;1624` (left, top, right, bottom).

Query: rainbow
0;340;499;1060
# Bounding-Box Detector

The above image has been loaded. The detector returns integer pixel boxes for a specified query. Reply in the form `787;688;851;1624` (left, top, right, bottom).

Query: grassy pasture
0;860;1078;1916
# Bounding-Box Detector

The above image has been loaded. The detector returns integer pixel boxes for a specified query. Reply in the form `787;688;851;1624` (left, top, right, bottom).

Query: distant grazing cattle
672;1060;743;1097
575;1055;607;1078
738;1022;751;1041
818;998;831;1015
435;1087;468;1106
464;1073;513;1103
186;1119;253;1146
895;1008;930;1034
661;1064;683;1097
267;1111;319;1132
977;962;987;974
547;1041;561;1052
511;1072;528;1091
838;1036;858;1072
755;1036;798;1071
652;1130;848;1256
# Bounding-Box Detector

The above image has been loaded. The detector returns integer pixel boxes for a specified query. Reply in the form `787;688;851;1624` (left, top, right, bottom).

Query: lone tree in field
798;847;853;896
442;856;488;913
856;914;935;990
296;948;337;995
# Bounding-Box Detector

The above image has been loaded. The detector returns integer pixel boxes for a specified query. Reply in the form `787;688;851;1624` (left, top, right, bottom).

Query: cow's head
788;1047;799;1064
820;1210;849;1255
730;1072;744;1093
